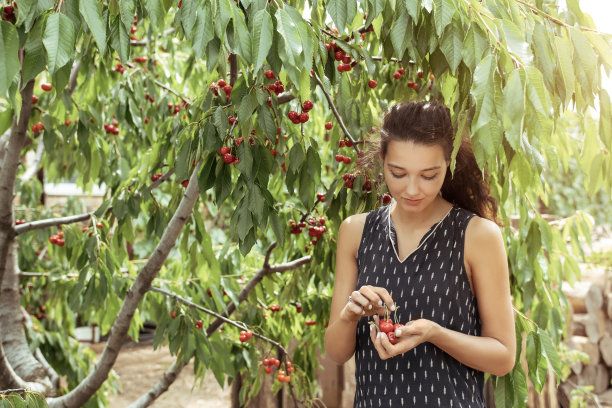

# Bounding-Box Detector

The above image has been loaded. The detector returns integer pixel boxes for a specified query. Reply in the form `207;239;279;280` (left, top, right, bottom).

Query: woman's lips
403;198;423;206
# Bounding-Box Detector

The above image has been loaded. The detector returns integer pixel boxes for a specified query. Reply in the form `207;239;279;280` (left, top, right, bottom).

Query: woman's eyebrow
388;164;442;171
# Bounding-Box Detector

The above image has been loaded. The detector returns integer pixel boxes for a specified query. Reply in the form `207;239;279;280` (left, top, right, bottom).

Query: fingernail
390;303;396;311
378;300;383;307
361;310;365;315
368;304;373;310
395;329;401;337
377;332;384;339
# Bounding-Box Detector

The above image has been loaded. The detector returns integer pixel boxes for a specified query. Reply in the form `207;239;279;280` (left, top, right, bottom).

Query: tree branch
229;54;238;87
130;28;176;47
14;213;92;236
46;161;203;408
152;80;191;106
19;137;44;183
313;74;360;155
128;243;311;407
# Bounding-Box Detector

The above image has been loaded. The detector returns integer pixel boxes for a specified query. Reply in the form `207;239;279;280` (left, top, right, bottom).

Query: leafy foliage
1;0;611;406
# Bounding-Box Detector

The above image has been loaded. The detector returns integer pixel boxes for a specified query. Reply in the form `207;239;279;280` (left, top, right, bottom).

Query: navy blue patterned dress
353;204;485;407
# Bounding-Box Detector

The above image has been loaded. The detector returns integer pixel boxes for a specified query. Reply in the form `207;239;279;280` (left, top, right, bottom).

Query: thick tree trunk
0;242;54;394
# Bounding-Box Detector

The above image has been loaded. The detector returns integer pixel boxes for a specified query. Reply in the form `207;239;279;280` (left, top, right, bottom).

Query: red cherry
265;366;273;374
368;79;377;89
223;85;232;95
382;193;392;205
151;173;162;182
387;331;398;344
379;318;394;333
342;156;351;164
220;146;231;155
228;116;236;125
288;111;298;121
32;96;38;104
397;68;406;75
334;51;344;61
65;119;72;126
223;153;235;164
171;311;176;319
239;334;248;342
277;374;286;382
298;112;309;123
325;122;333;130
134;56;147;63
393;72;401;79
56;239;65;247
302;100;313;111
418;71;424;78
316;193;325;202
218;79;227;88
49;236;58;245
181;180;189;188
96;222;103;228
274;359;280;367
339;140;345;148
270;149;278;156
41;83;52;91
246;331;253;339
342;56;351;64
305;320;316;326
335;155;343;162
265;70;275;79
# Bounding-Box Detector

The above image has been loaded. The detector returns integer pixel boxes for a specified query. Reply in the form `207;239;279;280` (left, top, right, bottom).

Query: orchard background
0;0;611;407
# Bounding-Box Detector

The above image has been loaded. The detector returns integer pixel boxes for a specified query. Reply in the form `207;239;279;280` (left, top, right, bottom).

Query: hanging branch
130;28;177;46
14;213;93;236
46;161;203;408
229;54;238;86
128;242;311;408
313;74;360;155
152;80;192;106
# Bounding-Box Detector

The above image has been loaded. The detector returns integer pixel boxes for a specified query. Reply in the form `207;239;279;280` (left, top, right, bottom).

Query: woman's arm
369;216;516;377
324;215;363;365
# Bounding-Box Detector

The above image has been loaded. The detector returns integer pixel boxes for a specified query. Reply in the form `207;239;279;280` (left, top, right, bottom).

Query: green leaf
119;0;135;31
0;21;20;98
146;0;164;29
251;9;273;71
288;143;304;174
470;54;495;133
180;0;198;38
585;31;612;70
43;13;76;75
500;20;532;64
237;94;254;122
462;24;487;73
433;0;455;37
440;20;464;75
79;0;107;54
501;68;524;151
390;10;409;59
554;35;575;107
22;19;46;86
327;0;348;33
233;11;252;63
404;0;419;20
276;8;302;66
257;105;276;138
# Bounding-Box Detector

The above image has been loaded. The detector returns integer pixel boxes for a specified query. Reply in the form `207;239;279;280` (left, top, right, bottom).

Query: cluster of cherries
264;70;285;96
324;42;358;73
219;146;239;166
129;13;139;40
168;101;188;115
262;359;294;382
48;231;65;247
31;121;45;133
342;172;372;191
268;304;281;312
115;62;127;74
239;330;254;342
287;100;314;125
209;79;233;101
104;120;120;135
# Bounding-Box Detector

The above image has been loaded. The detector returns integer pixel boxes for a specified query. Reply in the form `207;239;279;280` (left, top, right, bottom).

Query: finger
377;332;396;355
374;332;391;359
396;321;415;337
347;301;364;316
350;290;370;309
369;323;377;343
358;286;382;310
370;287;396;311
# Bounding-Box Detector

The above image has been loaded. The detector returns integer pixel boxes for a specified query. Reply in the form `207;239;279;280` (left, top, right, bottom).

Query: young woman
324;101;515;407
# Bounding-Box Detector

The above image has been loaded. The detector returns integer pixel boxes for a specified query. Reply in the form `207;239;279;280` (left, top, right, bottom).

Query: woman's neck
390;196;452;231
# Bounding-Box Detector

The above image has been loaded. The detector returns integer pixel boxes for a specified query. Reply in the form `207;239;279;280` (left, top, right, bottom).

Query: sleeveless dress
353;204;485;408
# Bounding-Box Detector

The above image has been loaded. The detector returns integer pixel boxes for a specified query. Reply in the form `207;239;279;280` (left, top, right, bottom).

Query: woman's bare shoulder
338;212;369;256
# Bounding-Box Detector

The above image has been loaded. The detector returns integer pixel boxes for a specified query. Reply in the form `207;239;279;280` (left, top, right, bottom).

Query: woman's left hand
369;316;440;360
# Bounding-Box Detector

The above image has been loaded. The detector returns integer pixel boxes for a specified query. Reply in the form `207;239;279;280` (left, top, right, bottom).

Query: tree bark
125;360;188;408
47;162;202;408
0;242;54;394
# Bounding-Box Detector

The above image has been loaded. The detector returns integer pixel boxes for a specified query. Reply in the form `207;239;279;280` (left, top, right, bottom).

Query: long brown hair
359;100;499;223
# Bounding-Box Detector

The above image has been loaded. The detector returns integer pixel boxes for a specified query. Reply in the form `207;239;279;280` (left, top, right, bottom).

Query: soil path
90;342;231;407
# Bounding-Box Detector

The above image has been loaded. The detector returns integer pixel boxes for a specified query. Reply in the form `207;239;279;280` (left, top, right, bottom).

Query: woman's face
382;139;448;212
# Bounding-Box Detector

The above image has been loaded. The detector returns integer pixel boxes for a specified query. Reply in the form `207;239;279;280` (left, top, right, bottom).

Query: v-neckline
387;205;454;263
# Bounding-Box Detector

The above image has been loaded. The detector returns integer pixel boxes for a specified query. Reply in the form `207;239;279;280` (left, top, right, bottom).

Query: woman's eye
391;172;404;178
423;174;437;180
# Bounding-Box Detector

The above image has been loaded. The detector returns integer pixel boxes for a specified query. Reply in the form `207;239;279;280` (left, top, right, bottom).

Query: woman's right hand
340;285;396;322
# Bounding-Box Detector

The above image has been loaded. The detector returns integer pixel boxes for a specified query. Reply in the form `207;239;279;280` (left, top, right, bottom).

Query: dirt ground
89;342;231;407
